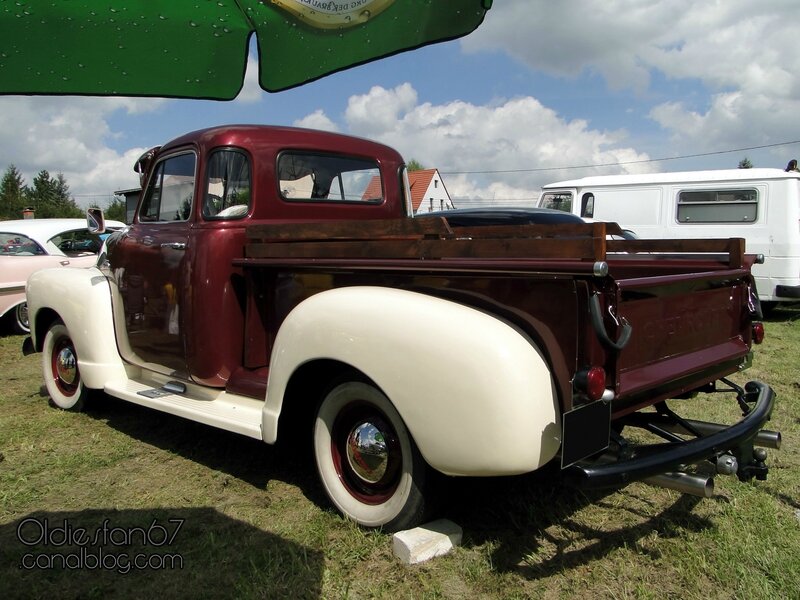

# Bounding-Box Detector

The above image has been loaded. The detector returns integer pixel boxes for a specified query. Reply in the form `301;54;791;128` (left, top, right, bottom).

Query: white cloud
465;0;800;155
344;83;418;137
308;85;655;203
293;110;340;132
0;96;164;208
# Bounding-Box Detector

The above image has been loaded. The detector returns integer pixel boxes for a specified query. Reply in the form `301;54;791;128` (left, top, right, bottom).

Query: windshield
539;191;573;213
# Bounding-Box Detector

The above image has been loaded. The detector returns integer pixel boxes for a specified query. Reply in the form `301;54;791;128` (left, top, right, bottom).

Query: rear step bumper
564;380;775;489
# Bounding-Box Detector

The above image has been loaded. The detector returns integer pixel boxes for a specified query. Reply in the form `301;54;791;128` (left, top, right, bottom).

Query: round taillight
752;322;765;344
576;367;607;401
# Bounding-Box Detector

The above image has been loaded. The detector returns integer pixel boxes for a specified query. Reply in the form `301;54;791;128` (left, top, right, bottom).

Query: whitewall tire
313;381;432;531
12;302;30;334
42;321;88;411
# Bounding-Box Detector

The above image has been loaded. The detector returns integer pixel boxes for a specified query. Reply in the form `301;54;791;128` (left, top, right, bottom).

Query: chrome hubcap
346;421;388;484
55;346;78;386
18;303;29;328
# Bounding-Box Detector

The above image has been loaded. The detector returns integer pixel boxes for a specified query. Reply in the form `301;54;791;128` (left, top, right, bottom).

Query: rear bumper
775;284;800;299
564;380;775;488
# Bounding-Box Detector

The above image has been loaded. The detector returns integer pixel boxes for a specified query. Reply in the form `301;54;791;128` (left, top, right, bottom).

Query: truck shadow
80;395;715;581
80;393;327;507
763;302;800;322
442;470;710;578
0;507;324;599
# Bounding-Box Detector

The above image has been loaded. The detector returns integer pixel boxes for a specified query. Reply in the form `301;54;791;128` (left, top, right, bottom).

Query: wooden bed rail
245;218;746;268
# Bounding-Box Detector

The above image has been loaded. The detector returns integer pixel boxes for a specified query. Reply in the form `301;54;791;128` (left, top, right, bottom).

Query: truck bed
236;217;758;418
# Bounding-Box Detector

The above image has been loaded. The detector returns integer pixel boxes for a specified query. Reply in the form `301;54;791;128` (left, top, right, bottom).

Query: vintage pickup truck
24;125;779;531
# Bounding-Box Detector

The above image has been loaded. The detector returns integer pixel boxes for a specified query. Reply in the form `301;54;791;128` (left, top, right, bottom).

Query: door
109;151;196;378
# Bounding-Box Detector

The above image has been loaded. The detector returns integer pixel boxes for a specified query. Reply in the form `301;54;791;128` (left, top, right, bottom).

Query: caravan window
676;188;758;223
580;193;595;218
539;191;573;212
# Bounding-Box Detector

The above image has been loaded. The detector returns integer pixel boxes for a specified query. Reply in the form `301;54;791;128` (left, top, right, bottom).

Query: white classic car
0;218;125;333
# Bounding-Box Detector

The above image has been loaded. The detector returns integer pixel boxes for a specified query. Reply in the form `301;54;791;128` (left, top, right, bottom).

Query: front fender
264;286;561;476
27;267;126;389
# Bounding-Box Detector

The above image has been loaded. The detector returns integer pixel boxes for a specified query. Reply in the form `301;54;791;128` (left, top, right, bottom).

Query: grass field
1;305;798;599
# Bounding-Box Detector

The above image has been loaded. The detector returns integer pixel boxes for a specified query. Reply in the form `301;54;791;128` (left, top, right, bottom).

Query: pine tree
0;165;28;220
29;170;82;218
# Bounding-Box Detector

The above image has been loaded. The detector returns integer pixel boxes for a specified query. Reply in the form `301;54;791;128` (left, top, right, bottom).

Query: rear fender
264;286;561;476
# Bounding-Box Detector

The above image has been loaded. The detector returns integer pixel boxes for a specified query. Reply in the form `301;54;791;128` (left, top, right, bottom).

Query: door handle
160;242;187;250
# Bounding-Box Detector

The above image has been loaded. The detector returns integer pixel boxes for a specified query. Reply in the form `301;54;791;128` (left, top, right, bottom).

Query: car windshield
0;232;45;256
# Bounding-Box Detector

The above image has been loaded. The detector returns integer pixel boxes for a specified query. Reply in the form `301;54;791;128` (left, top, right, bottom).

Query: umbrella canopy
0;0;492;100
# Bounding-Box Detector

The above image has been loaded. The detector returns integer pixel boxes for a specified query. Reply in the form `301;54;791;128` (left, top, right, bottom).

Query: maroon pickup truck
24;125;779;531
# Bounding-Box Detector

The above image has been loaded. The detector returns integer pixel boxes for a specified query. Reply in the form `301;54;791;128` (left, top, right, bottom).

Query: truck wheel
42;321;88;411
313;381;431;531
11;302;30;334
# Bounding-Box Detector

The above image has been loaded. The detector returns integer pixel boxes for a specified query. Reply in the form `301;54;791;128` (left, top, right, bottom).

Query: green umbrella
0;0;492;100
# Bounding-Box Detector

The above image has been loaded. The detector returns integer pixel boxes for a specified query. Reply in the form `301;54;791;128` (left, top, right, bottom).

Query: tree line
0;165;126;222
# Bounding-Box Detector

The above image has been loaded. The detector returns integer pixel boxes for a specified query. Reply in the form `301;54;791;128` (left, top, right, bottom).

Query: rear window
0;233;44;256
277;152;382;204
676;188;758;223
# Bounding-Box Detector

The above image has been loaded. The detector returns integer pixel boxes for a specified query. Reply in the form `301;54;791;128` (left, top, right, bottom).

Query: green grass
1;305;798;599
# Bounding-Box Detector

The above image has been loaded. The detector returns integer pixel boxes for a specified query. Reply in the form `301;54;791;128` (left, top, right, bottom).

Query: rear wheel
42;321;88;411
313;381;432;531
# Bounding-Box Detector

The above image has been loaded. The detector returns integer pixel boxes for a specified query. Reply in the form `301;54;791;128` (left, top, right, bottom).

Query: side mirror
87;208;106;234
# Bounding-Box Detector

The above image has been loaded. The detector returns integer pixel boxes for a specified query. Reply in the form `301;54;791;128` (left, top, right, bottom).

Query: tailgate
607;266;754;412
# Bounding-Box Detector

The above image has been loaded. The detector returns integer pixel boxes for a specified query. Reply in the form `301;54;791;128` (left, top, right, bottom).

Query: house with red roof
362;168;453;214
407;169;453;214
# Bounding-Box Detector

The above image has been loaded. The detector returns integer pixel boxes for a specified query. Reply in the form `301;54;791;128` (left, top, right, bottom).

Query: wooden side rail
245;218;746;267
607;238;745;269
246;217;453;242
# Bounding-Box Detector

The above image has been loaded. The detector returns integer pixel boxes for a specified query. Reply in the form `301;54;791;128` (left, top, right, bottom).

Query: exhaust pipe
644;472;714;498
657;419;781;450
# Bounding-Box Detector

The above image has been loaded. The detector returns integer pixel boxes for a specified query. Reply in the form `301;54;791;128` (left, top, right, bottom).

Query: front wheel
313;381;433;531
42;321;88;411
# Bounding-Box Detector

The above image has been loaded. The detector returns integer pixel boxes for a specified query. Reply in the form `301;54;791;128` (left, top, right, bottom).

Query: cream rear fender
264;286;561;477
26;267;127;389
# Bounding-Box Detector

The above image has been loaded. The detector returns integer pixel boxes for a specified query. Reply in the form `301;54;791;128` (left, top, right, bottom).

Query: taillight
752;322;765;344
575;367;607;401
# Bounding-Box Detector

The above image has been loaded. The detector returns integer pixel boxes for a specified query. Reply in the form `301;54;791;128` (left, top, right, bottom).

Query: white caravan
539;168;800;305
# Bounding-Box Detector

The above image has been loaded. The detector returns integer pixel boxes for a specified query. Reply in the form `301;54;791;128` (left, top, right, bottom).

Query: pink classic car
1;218;125;333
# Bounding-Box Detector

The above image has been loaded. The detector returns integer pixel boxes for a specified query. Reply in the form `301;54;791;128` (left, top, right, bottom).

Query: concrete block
392;519;463;565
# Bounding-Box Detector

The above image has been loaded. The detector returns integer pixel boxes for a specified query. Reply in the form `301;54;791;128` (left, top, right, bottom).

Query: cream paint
264;286;561;476
27;266;127;389
28;271;562;477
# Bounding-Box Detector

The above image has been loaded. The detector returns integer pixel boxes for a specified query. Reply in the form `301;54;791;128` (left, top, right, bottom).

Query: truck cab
108;125;409;389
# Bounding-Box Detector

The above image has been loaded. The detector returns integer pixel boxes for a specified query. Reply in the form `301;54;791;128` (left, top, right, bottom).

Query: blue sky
2;0;799;209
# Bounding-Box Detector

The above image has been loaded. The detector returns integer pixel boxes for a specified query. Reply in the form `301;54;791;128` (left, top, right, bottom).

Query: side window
139;153;196;222
278;152;382;203
580;193;595;218
676;188;758;223
539;191;573;212
203;149;251;220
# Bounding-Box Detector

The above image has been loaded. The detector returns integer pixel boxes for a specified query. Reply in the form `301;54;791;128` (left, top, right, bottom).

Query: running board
104;378;264;440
